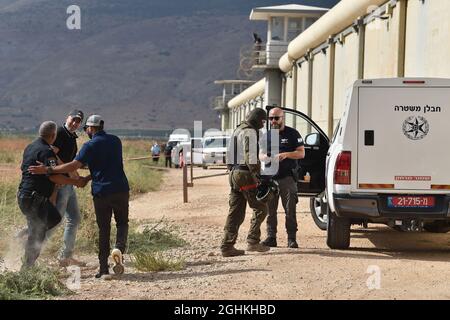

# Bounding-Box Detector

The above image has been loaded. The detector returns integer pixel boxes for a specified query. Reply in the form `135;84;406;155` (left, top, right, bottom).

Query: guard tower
250;4;328;107
213;80;255;132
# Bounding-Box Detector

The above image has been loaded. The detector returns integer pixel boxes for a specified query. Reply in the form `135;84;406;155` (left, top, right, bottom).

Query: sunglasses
269;116;282;121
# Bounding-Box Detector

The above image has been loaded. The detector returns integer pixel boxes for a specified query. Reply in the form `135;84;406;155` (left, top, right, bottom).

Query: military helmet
256;179;280;203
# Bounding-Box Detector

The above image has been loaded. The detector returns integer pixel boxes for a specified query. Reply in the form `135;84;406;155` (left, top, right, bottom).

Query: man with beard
260;107;305;249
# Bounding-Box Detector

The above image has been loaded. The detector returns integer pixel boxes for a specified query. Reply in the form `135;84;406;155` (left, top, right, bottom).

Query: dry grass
0;137;30;151
131;251;185;272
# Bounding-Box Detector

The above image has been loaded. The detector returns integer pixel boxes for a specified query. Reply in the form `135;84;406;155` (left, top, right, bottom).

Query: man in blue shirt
29;115;129;279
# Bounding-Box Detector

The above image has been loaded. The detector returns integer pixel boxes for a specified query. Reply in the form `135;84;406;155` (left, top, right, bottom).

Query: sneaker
261;237;277;247
111;248;125;275
221;246;245;257
59;257;87;268
247;242;270;252
288;239;299;248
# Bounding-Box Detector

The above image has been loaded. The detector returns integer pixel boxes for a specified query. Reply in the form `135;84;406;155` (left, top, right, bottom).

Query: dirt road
69;167;450;300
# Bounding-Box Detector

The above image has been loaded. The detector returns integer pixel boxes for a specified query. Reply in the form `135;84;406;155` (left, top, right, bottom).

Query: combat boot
288;238;299;248
247;242;270;252
261;237;277;247
221;246;245;257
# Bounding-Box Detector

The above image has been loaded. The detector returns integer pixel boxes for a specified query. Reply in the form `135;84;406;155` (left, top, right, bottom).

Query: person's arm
258;133;270;162
49;174;88;188
277;146;305;161
243;130;261;181
28;159;83;175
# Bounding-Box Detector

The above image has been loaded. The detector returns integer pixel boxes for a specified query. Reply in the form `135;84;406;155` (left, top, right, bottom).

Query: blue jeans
55;185;81;259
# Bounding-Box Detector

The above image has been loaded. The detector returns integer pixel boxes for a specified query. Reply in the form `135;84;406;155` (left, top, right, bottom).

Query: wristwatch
46;166;54;174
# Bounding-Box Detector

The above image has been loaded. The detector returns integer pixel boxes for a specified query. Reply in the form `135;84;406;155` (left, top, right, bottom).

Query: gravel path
55;167;450;300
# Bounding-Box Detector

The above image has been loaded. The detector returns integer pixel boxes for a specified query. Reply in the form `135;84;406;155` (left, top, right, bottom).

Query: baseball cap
84;115;104;127
68;109;84;121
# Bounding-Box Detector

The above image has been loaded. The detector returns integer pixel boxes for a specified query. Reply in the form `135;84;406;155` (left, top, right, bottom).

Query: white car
201;135;230;169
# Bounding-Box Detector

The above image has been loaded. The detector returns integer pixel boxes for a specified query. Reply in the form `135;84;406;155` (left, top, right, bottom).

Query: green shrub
0;266;71;300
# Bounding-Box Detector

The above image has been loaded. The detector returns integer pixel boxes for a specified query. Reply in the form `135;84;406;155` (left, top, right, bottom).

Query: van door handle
365;130;374;146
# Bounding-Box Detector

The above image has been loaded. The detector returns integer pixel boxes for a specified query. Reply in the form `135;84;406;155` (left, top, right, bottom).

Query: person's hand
28;161;47;175
50;145;60;154
75;176;89;188
275;153;288;162
259;153;271;163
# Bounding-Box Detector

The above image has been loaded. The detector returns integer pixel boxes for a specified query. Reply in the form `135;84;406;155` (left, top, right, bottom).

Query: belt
239;184;258;191
233;165;250;171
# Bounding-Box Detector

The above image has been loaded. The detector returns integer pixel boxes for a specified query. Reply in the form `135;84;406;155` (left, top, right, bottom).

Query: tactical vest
227;121;259;169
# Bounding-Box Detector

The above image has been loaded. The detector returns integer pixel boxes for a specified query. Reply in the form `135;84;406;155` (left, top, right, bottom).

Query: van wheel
326;207;350;249
202;166;208;170
423;221;450;233
310;193;327;231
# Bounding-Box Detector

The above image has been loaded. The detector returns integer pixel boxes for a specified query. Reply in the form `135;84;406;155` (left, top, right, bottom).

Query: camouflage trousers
221;169;268;250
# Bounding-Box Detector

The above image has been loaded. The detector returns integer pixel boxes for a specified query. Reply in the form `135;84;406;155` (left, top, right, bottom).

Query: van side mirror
305;133;320;146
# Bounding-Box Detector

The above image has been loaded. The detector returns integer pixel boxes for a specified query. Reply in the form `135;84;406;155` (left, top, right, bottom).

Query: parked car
201;134;230;169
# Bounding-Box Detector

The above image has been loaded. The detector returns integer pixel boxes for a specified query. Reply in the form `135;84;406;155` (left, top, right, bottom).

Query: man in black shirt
18;121;86;268
164;143;173;168
52;109;85;267
260;108;305;248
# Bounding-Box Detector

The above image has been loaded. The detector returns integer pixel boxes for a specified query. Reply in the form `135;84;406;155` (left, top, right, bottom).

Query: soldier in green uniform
221;108;270;257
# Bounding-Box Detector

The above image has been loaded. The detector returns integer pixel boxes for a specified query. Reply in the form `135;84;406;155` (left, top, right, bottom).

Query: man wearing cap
29;115;130;279
52;109;86;267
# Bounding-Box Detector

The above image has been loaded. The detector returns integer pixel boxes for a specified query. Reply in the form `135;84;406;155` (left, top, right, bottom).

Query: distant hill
0;0;338;132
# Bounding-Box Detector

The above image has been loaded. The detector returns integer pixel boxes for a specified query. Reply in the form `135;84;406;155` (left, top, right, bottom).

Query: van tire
326;208;350;249
423;221;450;233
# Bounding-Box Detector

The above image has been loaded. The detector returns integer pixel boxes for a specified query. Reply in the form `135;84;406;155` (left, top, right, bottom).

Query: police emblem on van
402;116;429;140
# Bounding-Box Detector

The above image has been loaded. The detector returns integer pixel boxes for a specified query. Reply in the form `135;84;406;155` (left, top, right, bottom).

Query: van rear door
356;80;450;193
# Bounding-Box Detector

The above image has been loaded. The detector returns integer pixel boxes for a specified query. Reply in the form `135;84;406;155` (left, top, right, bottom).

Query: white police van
281;78;450;249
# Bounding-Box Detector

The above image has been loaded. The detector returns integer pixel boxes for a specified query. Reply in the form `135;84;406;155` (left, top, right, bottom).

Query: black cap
68;109;84;121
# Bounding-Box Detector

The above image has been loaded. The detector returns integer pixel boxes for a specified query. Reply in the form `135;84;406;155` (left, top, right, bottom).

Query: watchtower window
270;17;284;41
304;17;317;30
288;18;303;41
